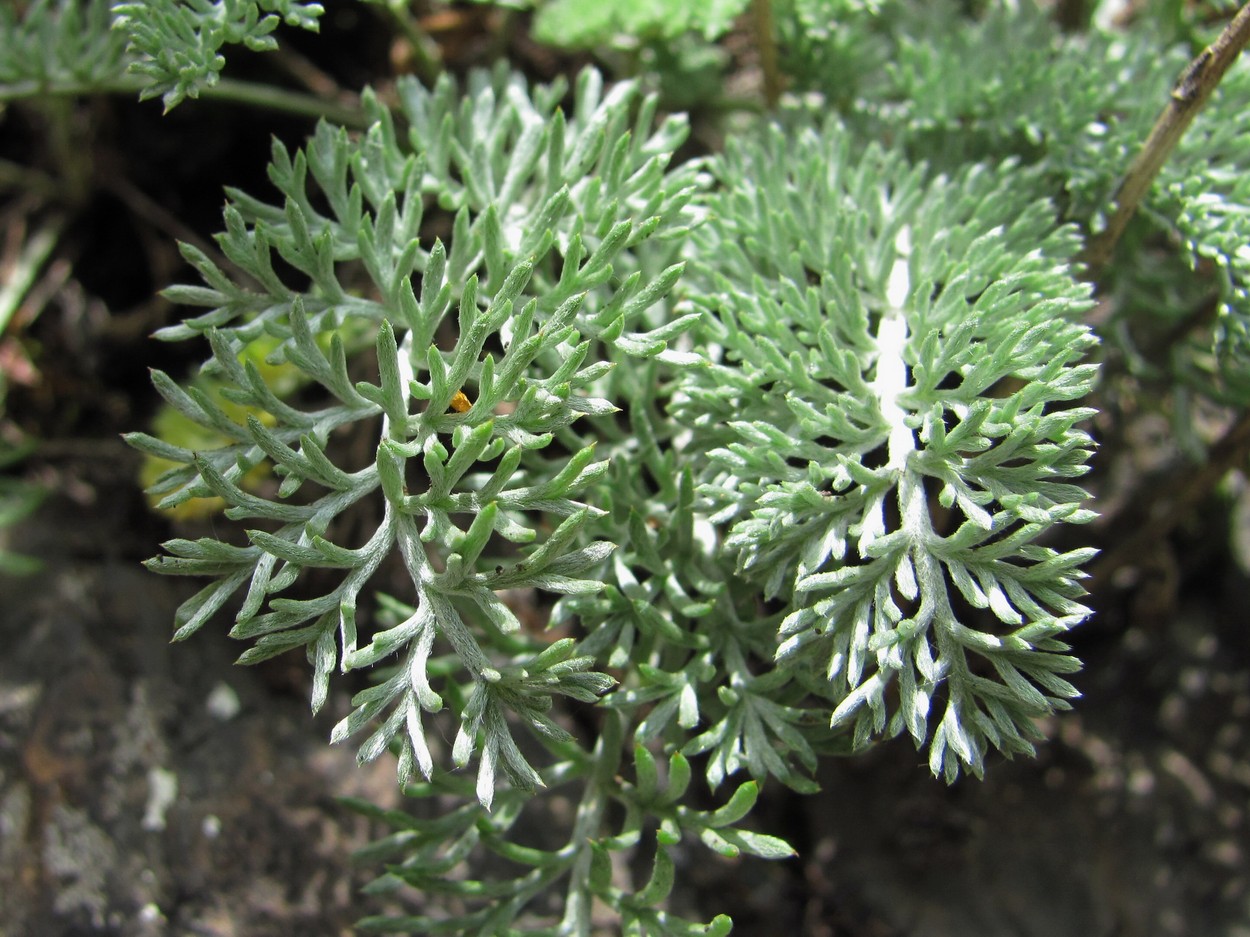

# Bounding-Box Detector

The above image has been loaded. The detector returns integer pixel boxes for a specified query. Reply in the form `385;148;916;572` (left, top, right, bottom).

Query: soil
3;7;1250;937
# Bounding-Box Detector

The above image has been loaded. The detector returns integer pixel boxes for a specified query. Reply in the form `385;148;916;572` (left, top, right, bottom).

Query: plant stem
752;0;784;109
201;78;369;129
0;75;370;129
372;0;442;86
1081;1;1250;273
1053;0;1091;32
559;709;624;937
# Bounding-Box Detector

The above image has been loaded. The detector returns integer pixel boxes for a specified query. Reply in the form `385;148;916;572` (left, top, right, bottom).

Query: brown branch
1081;2;1250;274
752;0;783;109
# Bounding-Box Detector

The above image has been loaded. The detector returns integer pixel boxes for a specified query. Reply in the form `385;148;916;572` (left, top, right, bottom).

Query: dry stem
1081;3;1250;273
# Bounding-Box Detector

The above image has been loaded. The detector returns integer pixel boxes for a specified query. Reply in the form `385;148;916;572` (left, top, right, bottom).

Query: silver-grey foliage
683;118;1099;782
103;3;1239;932
8;3;1250;928
131;66;1104;927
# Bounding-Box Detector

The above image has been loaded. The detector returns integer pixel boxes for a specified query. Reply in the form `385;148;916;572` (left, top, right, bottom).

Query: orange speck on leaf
449;390;472;413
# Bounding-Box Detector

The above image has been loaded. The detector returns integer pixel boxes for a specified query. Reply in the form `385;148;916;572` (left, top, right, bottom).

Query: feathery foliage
0;0;128;93
683;117;1098;781
112;0;324;109
129;66;703;808
32;0;1242;930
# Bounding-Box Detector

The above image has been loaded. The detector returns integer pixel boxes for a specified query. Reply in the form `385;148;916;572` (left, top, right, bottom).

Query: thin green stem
559;709;625;937
200;77;369;129
371;0;442;86
0;74;370;129
0;76;144;102
488;9;519;63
